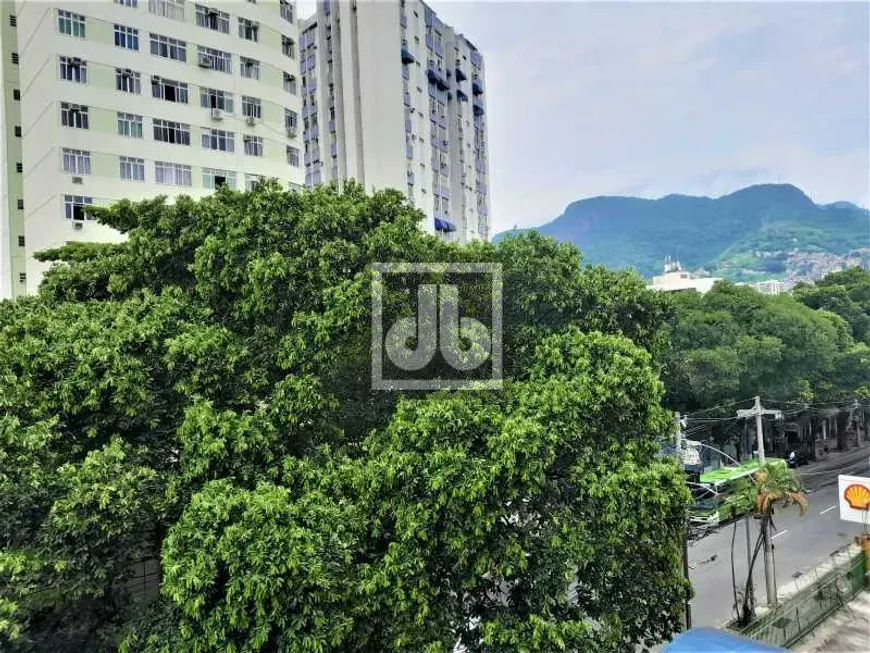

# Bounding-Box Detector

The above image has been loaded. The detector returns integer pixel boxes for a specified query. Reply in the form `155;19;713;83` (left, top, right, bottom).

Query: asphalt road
687;449;870;629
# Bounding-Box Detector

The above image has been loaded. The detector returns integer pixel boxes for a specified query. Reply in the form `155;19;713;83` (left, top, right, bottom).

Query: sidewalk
797;441;870;491
793;590;870;652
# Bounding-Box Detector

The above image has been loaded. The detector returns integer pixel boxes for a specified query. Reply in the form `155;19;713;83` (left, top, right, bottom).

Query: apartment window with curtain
153;119;191;145
238;18;259;42
64;195;94;220
202;128;235;152
203;168;236;189
62;148;91;175
154;161;192;186
280;0;294;23
243;135;263;157
200;88;234;112
119;156;146;181
241;96;262;119
152;77;189;103
148;0;185;21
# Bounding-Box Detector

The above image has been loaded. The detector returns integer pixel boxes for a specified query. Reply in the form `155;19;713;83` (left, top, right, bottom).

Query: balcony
401;42;415;64
406;144;413;159
434;40;443;57
471;76;483;95
456;88;468;102
331;143;337;157
329;120;336;132
473;98;484;116
405;119;412;133
455;61;467;82
426;34;434;50
402;65;410;80
400;12;407;27
407;171;414;185
426;62;449;91
404;91;411;106
476;182;487;195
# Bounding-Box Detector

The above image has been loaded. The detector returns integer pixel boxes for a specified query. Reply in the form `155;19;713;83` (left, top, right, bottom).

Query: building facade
4;0;304;296
299;0;490;244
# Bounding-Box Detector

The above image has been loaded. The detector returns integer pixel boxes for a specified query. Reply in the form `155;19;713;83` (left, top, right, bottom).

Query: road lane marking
820;505;836;515
771;529;789;540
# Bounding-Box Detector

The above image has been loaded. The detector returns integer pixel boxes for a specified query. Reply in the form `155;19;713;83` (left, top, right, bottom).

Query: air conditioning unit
246;116;257;126
151;75;161;82
210;108;223;120
286;126;297;137
123;68;133;77
71;176;83;184
197;54;212;68
72;220;84;230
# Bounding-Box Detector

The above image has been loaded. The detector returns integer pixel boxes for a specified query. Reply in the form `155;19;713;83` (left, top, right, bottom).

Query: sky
302;1;870;233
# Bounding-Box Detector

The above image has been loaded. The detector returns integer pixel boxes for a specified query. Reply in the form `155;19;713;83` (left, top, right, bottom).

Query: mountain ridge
494;183;869;281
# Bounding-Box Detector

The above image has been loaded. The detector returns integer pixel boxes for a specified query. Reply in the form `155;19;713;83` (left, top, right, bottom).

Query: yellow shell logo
843;484;870;511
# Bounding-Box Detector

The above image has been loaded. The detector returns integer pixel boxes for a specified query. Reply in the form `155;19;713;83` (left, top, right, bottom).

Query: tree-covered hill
495;184;869;279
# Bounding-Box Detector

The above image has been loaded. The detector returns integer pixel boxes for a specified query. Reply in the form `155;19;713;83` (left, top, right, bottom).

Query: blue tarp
663;627;787;652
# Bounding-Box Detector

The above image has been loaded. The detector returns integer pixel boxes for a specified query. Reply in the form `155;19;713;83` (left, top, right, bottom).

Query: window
198;46;232;73
282;36;295;58
154;161;192;186
286;146;300;166
195;4;230;33
62;148;91;174
283;72;297;94
240;57;260;79
152;77;189;103
57;10;86;37
19;273;26;284
13;89;20;100
202;128;234;152
200;87;233;112
61;103;89;129
203;168;236;189
280;0;294;23
150;33;187;61
114;25;139;50
119;156;145;181
10;15;17;27
117;112;144;138
14;126;21;137
115;0;138;7
16;163;22;173
241;96;261;119
116;68;141;94
285;108;298;130
148;0;185;21
153;119;191;145
18;236;25;247
17;199;24;210
246;174;264;191
243;135;263;157
11;53;19;65
64;195;94;220
59;56;87;83
238;18;259;42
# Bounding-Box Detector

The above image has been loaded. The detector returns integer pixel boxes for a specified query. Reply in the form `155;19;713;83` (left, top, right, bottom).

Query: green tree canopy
1;182;687;652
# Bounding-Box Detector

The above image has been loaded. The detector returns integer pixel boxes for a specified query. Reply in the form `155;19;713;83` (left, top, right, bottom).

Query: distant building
739;279;783;295
647;257;722;294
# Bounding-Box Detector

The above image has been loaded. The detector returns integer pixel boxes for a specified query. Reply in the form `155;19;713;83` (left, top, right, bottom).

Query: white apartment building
299;0;490;244
2;0;304;296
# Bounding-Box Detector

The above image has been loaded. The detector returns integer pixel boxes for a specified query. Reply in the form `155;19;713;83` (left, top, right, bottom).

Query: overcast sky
304;1;870;233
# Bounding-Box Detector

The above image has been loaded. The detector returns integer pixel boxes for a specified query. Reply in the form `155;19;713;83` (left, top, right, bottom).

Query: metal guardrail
728;550;866;648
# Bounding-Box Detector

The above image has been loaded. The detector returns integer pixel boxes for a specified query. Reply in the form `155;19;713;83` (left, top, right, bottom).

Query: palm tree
732;461;807;626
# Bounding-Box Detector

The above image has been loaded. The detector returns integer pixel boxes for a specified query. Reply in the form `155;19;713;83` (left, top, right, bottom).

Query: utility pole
675;412;692;630
736;396;783;608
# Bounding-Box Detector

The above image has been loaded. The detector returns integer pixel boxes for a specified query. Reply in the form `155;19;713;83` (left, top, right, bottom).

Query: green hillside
494;184;869;279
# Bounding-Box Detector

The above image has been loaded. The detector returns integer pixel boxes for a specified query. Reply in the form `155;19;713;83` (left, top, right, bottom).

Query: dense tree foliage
794;267;870;346
0;182;688;652
661;279;870;413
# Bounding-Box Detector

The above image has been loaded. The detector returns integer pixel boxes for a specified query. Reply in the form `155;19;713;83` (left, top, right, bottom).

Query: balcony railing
455;61;467;82
401;43;415;64
471;77;483;95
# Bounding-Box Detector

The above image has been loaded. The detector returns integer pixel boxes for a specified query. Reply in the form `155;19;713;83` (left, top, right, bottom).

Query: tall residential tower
299;0;490;243
4;0;304;295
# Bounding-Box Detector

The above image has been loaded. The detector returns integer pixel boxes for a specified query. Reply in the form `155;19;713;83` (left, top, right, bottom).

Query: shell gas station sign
838;474;870;524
